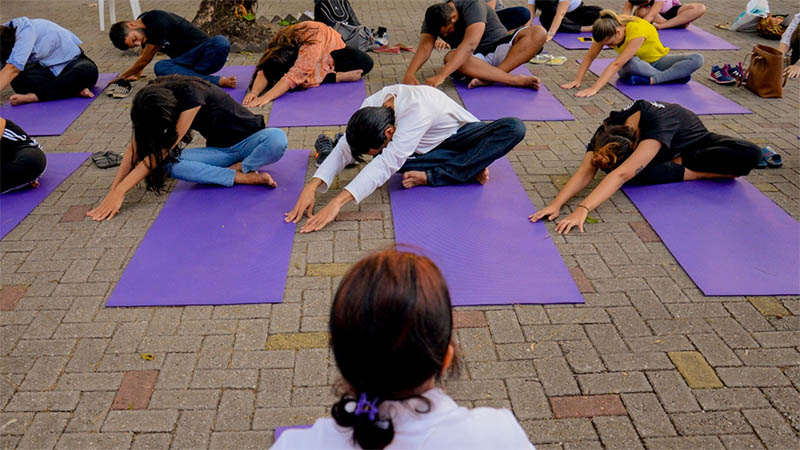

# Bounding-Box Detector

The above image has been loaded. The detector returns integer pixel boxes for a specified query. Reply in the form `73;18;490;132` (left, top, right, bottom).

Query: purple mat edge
551;24;738;50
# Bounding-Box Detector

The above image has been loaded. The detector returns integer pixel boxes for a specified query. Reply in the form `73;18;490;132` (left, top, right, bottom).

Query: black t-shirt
421;0;509;54
140;10;210;58
166;80;266;148
1;119;40;161
588;100;708;171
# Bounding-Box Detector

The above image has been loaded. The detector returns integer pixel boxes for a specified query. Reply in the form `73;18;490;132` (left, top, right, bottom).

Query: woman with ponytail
272;249;534;449
242;21;373;107
88;75;287;221
530;100;762;235
561;9;703;97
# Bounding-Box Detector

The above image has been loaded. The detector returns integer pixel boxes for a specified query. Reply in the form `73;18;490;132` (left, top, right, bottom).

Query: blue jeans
496;6;531;31
618;53;704;84
154;36;230;85
168;128;287;186
400;118;526;186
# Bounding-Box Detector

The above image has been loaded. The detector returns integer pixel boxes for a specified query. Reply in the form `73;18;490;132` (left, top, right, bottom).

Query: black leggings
628;133;762;185
10;52;99;102
321;47;374;84
1;145;47;193
537;0;602;33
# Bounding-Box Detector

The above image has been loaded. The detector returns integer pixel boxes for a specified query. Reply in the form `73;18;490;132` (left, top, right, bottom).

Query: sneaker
314;134;334;167
110;79;132;98
710;65;735;85
725;63;744;82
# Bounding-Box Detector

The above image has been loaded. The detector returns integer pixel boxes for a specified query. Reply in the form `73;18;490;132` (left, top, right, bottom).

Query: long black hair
130;75;209;193
249;23;318;94
0;24;17;65
329;249;456;449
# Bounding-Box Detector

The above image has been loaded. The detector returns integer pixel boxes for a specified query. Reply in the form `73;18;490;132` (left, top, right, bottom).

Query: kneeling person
286;84;526;233
88;76;287;221
0;17;99;105
1;118;46;193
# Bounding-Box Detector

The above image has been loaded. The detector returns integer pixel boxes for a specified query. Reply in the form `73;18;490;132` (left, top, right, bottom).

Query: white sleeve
781;14;800;47
311;137;354;193
343;110;433;203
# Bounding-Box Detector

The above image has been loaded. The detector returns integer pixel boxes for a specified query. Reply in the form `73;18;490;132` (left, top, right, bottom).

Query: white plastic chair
99;0;142;31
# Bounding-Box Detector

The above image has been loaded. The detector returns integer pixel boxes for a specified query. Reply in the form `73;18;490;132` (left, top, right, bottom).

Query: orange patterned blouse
282;22;346;89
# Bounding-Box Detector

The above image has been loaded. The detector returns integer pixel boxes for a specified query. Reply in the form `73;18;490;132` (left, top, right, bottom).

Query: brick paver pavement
1;0;798;448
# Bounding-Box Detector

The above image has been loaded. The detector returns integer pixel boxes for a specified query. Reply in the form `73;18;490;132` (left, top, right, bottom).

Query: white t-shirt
312;85;478;204
528;0;582;13
271;388;535;450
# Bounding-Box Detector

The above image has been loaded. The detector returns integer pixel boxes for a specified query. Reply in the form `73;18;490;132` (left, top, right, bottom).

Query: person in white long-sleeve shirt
285;84;525;233
779;13;800;79
270;249;535;450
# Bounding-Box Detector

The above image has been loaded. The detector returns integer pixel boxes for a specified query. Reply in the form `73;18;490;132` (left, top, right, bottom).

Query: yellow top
615;17;670;63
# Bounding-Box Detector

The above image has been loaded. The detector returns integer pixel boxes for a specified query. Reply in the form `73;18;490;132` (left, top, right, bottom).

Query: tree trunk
192;0;278;53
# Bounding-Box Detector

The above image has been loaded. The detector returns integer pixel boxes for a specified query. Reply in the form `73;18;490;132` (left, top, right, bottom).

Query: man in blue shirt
108;10;236;90
0;17;99;105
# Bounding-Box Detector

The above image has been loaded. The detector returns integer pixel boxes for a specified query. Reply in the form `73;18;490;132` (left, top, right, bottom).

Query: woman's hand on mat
575;87;599;98
242;92;258;106
300;202;340;233
554;208;588;234
403;75;421;85
561;80;580;90
87;190;125;221
246;95;271;107
785;65;800;79
529;204;561;223
285;188;316;223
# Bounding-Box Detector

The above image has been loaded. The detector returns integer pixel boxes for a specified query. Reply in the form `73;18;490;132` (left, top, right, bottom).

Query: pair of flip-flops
756;146;783;169
530;53;567;65
107;79;132;99
91;151;123;169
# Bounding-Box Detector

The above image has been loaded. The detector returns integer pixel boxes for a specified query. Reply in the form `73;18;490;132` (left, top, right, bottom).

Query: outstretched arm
546;1;571;41
403;33;436;84
299;189;355;233
576;36;642;97
244;76;291;107
554;139;660;234
530;152;598;223
561;40;604;89
427;22;485;86
643;2;665;23
114;44;160;83
0;64;21;93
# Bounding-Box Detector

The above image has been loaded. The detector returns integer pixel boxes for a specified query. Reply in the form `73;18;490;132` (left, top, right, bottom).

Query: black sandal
91;151;123;169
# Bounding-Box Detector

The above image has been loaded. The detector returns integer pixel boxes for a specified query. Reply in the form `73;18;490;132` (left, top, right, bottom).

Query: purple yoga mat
1;152;90;239
588;58;751;115
275;425;312;441
267;80;366;127
454;66;574;121
105;150;310;307
0;73;117;136
551;25;737;50
389;157;584;306
624;179;800;296
214;65;253;103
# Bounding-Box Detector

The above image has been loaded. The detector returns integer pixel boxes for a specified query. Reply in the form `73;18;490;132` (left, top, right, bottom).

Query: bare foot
401;171;428;189
234;170;277;188
514;75;540;90
9;93;39;105
475;168;489;185
467;78;491;89
79;88;95;98
229;162;243;171
219;76;237;88
335;70;363;83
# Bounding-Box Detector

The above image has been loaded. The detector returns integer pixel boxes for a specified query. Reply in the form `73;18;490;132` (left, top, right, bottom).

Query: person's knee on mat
687;53;704;71
153;59;172;77
497;117;527;145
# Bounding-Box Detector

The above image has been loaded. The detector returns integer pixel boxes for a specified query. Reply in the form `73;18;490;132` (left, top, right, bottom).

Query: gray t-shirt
421;0;509;54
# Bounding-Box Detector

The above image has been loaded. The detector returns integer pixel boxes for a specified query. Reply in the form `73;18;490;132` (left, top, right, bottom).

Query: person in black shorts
403;0;546;89
623;1;706;30
87;76;287;221
530;100;762;234
108;10;236;89
1;118;46;193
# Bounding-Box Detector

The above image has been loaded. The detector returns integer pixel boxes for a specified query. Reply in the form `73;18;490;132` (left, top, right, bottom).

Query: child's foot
401;171;428;189
219;76;237;88
79;88;95;98
9;93;39;105
235;170;277;187
336;70;363;83
475;168;489;185
467;78;491;88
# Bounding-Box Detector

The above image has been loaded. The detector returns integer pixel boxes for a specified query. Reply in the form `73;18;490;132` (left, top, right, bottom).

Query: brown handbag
738;44;787;98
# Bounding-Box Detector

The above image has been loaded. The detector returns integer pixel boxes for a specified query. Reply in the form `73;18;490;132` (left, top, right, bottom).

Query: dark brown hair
329;249;455;449
590;123;641;171
249;23;318;94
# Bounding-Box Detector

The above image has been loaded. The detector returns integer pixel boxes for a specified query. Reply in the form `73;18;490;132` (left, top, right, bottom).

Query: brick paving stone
568;267;596;293
305;263;351;277
628;221;659;243
752;331;800;348
550;395;626;419
717;434;768;450
725;302;775;333
0;285;27;311
59;205;91;223
102;410;179;432
209;431;272;450
747;297;792;318
672;411;753;436
5;392;80;412
19;356;69;391
458;328;497;361
668;351;723;389
66;391;115;432
173;410;215;448
708;318;760;349
336;211;382;221
763;387;800;432
577;372;651;395
687;334;742;367
191;369;258;389
585;324;627;354
507;378;551;420
716;367;792;388
735;348;800;367
742;409;800;449
535;357;581;396
55;432;133;450
453;310;487;328
694;388;772;411
17;412;69;450
111;370;158;410
593;416;644;450
486;310;525;343
646;371;701;413
265;332;329;350
622;392;676;438
216;390;255;431
468;360;534;379
602;353;674;372
644;436;726;450
252;406;327;431
522;418;598;444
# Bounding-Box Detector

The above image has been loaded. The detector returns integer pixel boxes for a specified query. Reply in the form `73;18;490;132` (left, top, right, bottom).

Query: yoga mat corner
389;157;584;306
106;149;311;307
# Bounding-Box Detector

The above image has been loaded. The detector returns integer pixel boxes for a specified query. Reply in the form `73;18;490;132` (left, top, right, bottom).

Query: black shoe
315;134;334;167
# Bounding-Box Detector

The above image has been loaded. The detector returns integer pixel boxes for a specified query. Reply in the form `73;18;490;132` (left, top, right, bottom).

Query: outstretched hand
554;208;589;235
529;204;561;223
87;190;125;221
284;188;316;223
561;80;581;90
299;201;341;233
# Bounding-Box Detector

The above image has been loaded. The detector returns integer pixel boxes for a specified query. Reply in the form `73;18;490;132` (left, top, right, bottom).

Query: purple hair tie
354;393;380;421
